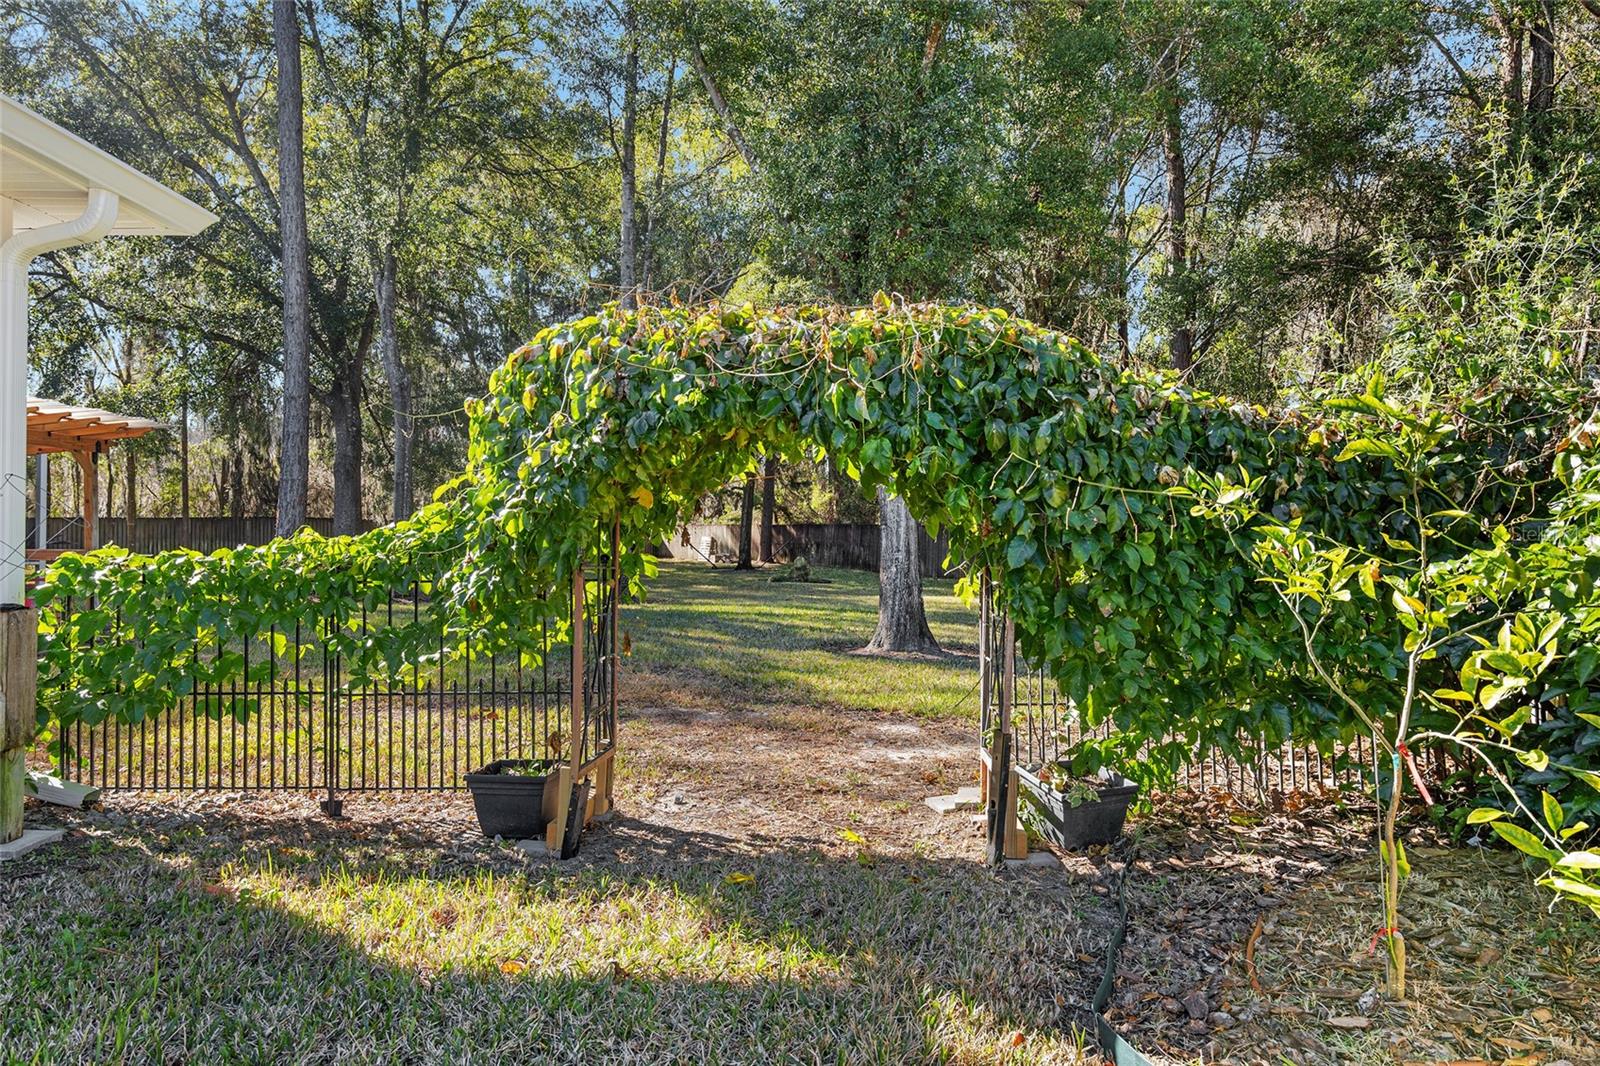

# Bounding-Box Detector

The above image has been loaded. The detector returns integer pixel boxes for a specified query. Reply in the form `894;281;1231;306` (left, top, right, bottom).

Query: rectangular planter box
465;759;557;840
1017;766;1139;850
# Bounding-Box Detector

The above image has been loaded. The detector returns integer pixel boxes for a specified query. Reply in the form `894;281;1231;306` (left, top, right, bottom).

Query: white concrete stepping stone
923;785;982;814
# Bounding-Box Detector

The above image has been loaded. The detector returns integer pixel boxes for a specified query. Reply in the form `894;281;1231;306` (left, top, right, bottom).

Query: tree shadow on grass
5;801;1114;1065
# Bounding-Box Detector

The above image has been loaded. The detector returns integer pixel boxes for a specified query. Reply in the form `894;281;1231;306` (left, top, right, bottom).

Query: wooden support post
582;750;615;820
606;516;620;813
1;606;38;844
977;569;992;800
569;562;584;791
1001;615;1026;859
544;765;572;853
593;757;612;817
983;603;1026;864
74;447;97;550
547;564;586;856
1004;766;1027;860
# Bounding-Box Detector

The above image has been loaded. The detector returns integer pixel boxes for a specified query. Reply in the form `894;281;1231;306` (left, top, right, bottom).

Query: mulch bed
1049;789;1600;1065
1055;790;1376;1057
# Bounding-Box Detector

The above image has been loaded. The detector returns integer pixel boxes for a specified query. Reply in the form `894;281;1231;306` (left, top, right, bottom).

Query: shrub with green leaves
1183;386;1600;994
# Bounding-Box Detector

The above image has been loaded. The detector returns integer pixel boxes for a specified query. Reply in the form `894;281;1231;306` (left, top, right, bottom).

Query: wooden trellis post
1;607;38;845
592;516;620;816
546;564;585;856
543;517;622;857
999;616;1025;860
980;571;1026;865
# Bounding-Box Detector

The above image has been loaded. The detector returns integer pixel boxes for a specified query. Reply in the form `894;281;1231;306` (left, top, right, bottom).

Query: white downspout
0;187;119;604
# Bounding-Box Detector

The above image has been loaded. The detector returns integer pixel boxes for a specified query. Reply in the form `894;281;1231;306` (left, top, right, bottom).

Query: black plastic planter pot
465;759;555;840
1018;767;1139;850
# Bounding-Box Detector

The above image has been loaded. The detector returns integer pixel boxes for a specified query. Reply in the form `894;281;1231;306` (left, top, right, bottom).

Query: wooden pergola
25;397;164;560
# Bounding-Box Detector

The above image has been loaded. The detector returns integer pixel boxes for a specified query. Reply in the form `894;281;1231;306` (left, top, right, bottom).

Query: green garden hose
1090;849;1158;1066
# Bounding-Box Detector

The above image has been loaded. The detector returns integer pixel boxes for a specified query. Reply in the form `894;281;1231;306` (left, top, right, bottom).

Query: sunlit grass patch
238;862;846;987
2;816;1099;1064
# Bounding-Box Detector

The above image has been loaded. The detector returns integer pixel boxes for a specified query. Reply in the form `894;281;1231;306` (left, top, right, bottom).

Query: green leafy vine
34;300;1577;787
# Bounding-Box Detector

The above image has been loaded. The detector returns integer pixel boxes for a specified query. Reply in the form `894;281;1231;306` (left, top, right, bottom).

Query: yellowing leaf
1555;851;1600;870
838;829;867;846
1542;791;1564;833
631;486;654;509
1546;876;1600;901
724;871;754;886
1492;821;1557;862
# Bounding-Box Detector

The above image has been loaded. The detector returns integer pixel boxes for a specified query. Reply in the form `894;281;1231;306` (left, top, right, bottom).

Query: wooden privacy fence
28;516;376;555
30;516;949;576
654;522;959;576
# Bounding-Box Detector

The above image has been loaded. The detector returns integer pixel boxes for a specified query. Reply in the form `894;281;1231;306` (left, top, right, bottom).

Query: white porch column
0;188;119;604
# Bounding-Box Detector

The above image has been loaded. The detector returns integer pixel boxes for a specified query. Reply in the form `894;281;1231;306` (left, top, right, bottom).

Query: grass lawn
623;560;978;720
2;795;1103;1065
4;562;1105;1065
13;561;1593;1064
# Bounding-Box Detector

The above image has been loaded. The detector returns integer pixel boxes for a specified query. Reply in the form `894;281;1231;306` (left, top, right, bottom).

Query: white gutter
0;187;119;604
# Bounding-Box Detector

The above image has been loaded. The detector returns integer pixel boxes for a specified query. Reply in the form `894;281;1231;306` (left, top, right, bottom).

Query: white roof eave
0;94;218;236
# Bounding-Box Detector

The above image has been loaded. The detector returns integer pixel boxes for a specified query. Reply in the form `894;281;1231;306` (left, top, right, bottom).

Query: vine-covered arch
454;300;1372;762
38;300;1414;851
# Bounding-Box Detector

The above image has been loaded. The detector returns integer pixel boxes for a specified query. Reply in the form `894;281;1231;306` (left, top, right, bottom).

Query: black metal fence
653;522;960;576
1011;663;1384;799
50;586;573;798
978;572;1383;808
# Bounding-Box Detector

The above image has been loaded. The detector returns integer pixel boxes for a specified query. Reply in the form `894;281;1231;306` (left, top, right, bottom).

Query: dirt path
609;691;983;859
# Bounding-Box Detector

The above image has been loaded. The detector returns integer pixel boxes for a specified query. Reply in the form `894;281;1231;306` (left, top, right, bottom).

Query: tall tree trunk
864;487;941;655
179;389;190;519
230;440;244;520
375;250;413;522
618;6;639;308
736;472;756;570
1527;0;1556;158
1116;189;1131;364
759;453;777;564
1161;43;1193;372
642;59;675;296
124;445;137;547
273;0;312;537
855;18;948;657
329;363;363;535
1495;7;1524;126
329;310;373;535
686;37;755;168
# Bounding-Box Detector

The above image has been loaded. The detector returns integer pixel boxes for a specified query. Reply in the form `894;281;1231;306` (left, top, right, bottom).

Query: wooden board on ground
545;766;572;852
